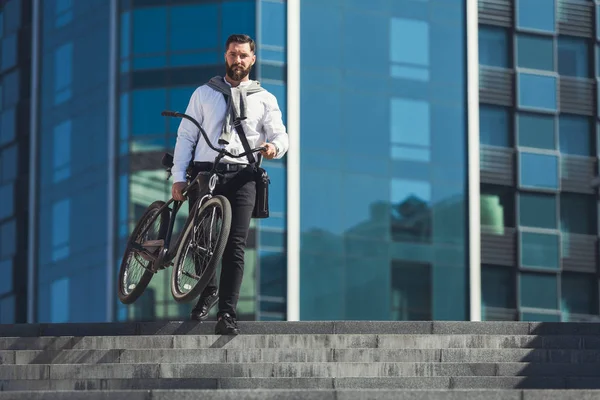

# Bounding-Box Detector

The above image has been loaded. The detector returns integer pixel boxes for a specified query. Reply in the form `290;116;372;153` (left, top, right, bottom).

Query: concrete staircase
0;321;599;398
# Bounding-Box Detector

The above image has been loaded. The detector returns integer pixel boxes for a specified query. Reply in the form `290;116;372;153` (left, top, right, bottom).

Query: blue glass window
520;272;558;309
518;73;557;111
0;183;13;220
561;272;598;316
131;89;167;136
520;232;559;270
222;1;256;50
560;193;595;235
1;33;17;72
1;144;17;183
52;199;70;262
170;5;218;52
0;260;12;295
0;219;15;259
517;34;554;71
0;296;14;324
0;107;15;145
481;265;515;309
519;193;556;229
559;115;592;156
519;152;559;190
517;113;555;150
54;42;73;104
480;105;510;147
558;37;590;78
50;277;69;322
53;120;71;183
120;12;130;60
55;0;73;28
132;8;166;55
517;0;555;33
260;1;286;48
479;27;509;68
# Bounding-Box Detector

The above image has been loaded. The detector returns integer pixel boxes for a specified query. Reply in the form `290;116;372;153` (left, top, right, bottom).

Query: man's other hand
172;182;187;201
260;143;277;159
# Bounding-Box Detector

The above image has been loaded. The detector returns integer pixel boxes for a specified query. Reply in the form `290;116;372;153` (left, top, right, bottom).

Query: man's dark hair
225;34;255;53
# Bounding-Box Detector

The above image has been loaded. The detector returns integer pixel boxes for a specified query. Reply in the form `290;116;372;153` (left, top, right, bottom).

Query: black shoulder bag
223;94;270;219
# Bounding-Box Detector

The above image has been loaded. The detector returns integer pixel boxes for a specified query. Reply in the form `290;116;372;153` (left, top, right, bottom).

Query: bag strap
222;93;260;165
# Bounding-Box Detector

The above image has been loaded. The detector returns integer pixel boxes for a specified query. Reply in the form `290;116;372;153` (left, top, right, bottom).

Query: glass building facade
115;0;288;322
33;0;112;322
297;0;469;321
0;0;31;324
478;0;600;322
8;0;600;323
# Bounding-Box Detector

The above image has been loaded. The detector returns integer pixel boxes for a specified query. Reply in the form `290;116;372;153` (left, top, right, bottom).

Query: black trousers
186;165;256;319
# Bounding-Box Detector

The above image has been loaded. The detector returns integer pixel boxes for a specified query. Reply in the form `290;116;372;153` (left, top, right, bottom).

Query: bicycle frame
129;110;265;273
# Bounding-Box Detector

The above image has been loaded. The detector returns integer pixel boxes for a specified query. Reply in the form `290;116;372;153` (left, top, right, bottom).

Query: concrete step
1;389;600;400
0;334;596;351
8;348;600;364
3;362;600;379
4;320;600;338
3;376;600;391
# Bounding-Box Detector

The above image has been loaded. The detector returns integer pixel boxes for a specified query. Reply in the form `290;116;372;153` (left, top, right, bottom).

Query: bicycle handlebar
161;110;266;158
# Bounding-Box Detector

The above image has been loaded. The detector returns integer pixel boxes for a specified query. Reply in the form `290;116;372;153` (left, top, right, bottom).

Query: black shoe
215;313;240;335
190;290;218;321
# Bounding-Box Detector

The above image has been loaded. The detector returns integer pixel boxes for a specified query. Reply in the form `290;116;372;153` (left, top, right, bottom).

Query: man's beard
226;61;252;81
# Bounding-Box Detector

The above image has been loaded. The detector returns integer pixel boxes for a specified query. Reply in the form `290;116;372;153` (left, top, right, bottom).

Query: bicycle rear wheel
117;200;170;304
170;195;231;303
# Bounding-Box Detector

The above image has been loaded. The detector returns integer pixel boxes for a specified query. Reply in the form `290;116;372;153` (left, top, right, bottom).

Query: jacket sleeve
172;87;203;182
262;92;289;159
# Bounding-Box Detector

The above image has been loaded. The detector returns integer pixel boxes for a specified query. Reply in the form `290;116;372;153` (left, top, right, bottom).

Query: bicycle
117;110;266;305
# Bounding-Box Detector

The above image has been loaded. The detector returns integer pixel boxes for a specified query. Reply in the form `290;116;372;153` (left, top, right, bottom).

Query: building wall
0;0;31;324
298;0;470;321
479;0;600;322
34;0;111;322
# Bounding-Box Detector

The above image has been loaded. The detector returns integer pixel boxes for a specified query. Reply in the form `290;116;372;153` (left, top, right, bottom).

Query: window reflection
518;73;557;111
520;232;559;270
132;8;167;55
519;192;557;229
520;272;558;309
0;219;15;259
1;34;17;72
390;179;431;243
54;42;73;104
479;27;509;68
52;199;70;262
561;272;598;316
0;183;13;220
170;5;218;51
558;37;590;78
50;277;69;322
558;115;592;156
560;193;596;235
481;184;515;230
519;152;559;190
517;0;555;33
0;260;12;295
53;120;71;183
517;113;555;150
261;1;286;48
0;107;15;145
391;261;431;321
480;105;510;147
481;264;515;309
1;144;17;183
517;34;553;71
131;89;167;136
55;0;73;28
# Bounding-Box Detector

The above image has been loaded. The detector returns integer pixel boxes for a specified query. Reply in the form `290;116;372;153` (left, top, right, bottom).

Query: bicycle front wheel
117;200;170;304
170;195;231;303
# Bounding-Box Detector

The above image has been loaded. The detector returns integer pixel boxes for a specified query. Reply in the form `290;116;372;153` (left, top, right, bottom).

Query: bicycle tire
117;200;170;304
170;195;231;303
